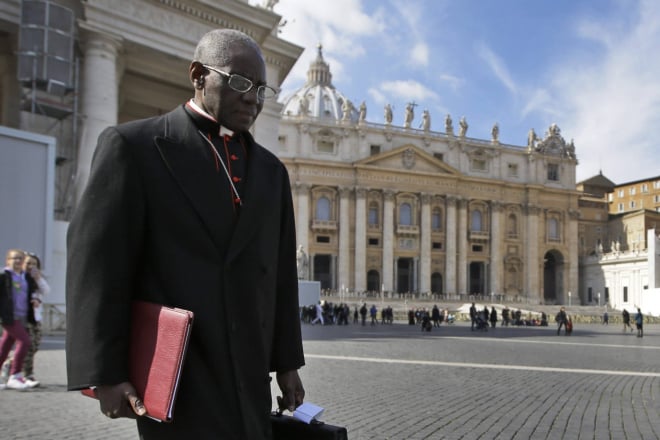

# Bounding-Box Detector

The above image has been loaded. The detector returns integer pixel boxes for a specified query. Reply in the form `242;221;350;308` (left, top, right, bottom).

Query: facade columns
295;183;310;253
525;205;540;302
338;187;351;292
457;198;468;296
382;190;395;292
419;193;431;294
75;27;123;202
489;201;502;295
445;196;457;295
354;188;367;292
567;209;580;302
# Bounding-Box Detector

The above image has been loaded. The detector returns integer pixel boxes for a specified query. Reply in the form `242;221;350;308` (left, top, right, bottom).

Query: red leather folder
81;300;194;422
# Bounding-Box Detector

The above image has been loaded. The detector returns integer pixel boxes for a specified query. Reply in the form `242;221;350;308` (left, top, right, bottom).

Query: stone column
295;183;310;252
75;27;123;202
338;187;351;293
567;209;580;303
445;196;457;295
457;198;468;296
525;205;540;302
382;190;395;292
489;201;502;295
419;193;431;294
354;188;367;292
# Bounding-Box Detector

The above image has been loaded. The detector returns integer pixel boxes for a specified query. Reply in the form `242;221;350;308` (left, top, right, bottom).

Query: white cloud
438;74;464;92
378;80;440;102
475;42;517;95
552;0;660;182
411;42;429;67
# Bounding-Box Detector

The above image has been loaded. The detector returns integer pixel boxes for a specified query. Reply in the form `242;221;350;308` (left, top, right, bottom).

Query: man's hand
276;370;305;412
96;382;146;419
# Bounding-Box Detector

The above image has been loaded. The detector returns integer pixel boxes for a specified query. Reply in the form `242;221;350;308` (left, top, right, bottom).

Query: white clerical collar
187;99;234;138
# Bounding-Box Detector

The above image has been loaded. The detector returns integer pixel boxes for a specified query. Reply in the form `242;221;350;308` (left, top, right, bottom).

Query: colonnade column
419;193;431;294
354;188;367;292
75;26;123;202
457;198;468;296
525;205;540;302
338;187;351;293
445;196;457;295
382;190;395;292
295;183;310;254
489;201;502;296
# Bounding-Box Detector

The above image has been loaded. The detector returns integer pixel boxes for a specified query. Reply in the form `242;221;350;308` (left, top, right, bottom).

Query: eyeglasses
202;65;277;101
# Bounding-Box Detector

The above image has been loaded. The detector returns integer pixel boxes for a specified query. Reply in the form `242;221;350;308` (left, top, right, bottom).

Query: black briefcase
271;411;348;440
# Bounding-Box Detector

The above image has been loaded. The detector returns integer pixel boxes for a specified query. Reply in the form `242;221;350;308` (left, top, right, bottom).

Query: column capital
420;192;432;204
490;200;503;212
383;190;396;202
79;23;124;56
295;182;311;193
446;195;458;207
525;204;540;216
355;187;368;198
339;186;353;198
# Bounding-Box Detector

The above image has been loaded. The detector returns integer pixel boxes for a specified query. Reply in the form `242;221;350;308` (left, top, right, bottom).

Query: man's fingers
128;394;147;416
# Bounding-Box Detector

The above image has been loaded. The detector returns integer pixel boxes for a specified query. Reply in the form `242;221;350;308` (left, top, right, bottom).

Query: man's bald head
193;29;262;66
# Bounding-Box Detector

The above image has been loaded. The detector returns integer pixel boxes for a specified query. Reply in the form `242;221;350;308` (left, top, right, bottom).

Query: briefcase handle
271;408;326;426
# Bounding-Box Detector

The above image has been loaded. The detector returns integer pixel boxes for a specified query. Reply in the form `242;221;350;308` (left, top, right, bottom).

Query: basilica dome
281;44;358;122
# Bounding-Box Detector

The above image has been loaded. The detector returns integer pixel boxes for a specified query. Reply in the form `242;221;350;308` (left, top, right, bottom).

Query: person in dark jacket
556;307;568;335
66;29;305;439
0;249;40;390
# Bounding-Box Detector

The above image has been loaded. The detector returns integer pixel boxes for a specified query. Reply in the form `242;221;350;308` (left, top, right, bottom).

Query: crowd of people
0;249;49;390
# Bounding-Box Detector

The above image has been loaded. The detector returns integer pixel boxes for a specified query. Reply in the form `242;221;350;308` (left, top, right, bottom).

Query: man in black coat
66;29;305;439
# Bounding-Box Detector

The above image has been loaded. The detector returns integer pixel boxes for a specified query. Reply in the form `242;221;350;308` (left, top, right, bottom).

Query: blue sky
252;0;660;184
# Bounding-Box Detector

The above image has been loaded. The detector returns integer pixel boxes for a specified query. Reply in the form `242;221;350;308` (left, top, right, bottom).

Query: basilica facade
277;47;580;304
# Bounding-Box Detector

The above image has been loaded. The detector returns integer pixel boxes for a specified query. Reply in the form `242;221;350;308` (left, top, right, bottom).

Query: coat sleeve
66;127;146;390
269;165;305;373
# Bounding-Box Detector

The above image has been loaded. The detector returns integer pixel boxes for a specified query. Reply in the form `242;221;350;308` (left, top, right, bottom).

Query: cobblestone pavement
1;322;659;439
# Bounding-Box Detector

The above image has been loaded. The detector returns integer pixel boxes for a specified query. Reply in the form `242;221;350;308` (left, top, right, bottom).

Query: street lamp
568;291;572;307
598;292;601;307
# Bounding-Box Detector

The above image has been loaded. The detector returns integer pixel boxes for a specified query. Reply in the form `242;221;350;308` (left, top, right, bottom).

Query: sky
250;0;660;184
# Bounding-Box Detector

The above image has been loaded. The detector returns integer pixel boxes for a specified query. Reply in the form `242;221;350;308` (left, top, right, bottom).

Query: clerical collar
185;99;234;138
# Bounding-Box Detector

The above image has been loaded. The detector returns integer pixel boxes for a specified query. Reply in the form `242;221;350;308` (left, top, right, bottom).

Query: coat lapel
154;107;234;252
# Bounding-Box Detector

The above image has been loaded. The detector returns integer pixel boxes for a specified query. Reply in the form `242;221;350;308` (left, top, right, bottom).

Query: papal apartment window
607;193;613;202
630;200;636;209
618;189;624;198
618;203;624;212
547;164;559;181
642;183;649;193
629;187;636;195
654;195;660;203
655;180;660;189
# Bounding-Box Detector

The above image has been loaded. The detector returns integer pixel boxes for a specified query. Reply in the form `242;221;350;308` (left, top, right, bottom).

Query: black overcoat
66;106;304;439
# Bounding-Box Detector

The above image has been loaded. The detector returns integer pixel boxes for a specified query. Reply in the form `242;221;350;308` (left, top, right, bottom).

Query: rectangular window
316;236;330;243
432;242;442;250
317;140;334;153
607;193;613;202
618;189;624;198
370;145;381;156
630;200;636;209
605;287;609;302
618;203;624;212
368;237;379;246
472;245;483;252
508;163;519;177
629;187;636;195
588;287;592;303
623;286;628;302
547;164;559;181
433;153;444;162
641;184;648;193
471;159;487;171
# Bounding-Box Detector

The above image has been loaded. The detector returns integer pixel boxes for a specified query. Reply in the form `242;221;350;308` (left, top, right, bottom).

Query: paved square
1;322;659;439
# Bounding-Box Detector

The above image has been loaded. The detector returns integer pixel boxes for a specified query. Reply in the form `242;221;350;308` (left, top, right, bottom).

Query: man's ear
189;62;206;88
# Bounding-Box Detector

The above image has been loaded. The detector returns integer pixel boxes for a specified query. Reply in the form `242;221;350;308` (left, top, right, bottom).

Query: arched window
548;218;559;240
368;202;379;226
432;208;442;231
399;203;412;226
316;197;331;221
471;210;482;231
